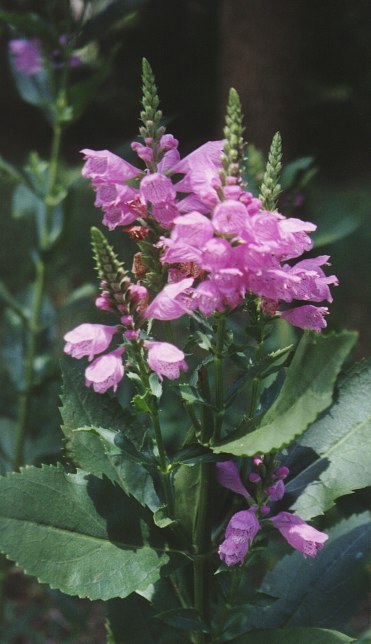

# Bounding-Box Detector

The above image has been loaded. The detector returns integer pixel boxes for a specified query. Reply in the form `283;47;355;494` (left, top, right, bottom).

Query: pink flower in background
64;323;119;361
216;461;251;500
9;39;42;75
281;305;329;332
218;509;261;566
270;512;329;558
145;341;188;380
85;347;125;393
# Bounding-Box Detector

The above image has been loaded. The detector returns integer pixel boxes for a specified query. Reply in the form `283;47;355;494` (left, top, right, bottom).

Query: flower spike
259;131;282;210
220;87;245;183
140;58;165;144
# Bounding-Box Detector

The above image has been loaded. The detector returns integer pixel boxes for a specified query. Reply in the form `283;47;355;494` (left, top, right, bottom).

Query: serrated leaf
245;513;370;634
288;358;371;519
60;357;144;456
74;426;160;512
132;393;151;413
0;465;171;600
230;627;354;643
212;332;356;456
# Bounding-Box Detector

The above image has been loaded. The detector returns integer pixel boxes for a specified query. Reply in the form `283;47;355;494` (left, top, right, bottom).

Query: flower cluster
81;134;337;333
64;322;187;393
216;460;328;566
9;36;81;77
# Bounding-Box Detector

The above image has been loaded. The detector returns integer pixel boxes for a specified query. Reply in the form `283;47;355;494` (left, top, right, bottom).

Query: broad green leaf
289;358;371;519
0;465;172;600
230;627;354;643
60;358;144;466
246;513;370;634
155;607;208;632
212;332;356;456
76;426;160;512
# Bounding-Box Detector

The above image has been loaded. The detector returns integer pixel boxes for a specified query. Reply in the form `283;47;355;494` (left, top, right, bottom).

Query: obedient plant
0;57;370;644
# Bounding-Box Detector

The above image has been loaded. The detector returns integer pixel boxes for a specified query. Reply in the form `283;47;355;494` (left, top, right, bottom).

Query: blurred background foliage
0;0;370;641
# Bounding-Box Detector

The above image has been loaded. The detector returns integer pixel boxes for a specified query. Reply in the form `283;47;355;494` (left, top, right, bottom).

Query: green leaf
212;332;356;456
153;506;176;528
0;11;54;39
246;513;370;634
0;465;170;600
76;0;147;48
280;156;315;190
75;426;160;512
289;358;371;519
230;627;355;643
149;373;163;398
132;393;151;413
60;357;144;452
155;607;208;632
173;464;201;539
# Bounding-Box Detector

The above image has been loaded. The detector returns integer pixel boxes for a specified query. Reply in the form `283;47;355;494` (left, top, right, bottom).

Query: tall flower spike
139;58;165;144
259;131;282;210
90;227;139;321
220;87;245;184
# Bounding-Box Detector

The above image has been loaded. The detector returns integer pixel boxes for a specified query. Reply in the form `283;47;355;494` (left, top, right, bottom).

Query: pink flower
140;173;176;205
85;347;125;393
273;466;290;480
270;511;329;558
145;341;188;380
216;462;250;499
219;509;261;566
64;323;118;361
145;277;194;320
9;38;42;75
264;479;285;502
281;305;329;332
212;199;248;236
81;149;140;185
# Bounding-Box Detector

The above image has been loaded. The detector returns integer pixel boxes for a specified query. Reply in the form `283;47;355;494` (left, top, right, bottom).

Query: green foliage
230;628;355;643
0;465;171;600
288;358;371;519
213;331;356;456
76;0;147;48
259;132;282;210
259;513;370;630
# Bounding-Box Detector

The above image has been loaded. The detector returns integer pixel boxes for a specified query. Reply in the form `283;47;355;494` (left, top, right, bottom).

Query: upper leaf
0;465;173;600
212;332;356;456
288;358;371;519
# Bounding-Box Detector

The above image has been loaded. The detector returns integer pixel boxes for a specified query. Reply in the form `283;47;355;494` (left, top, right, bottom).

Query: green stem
13;114;64;470
132;343;173;513
193;462;211;644
212;314;226;443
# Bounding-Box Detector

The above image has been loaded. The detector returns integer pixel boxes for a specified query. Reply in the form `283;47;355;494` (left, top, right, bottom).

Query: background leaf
230;627;355;643
287;358;371;519
213;332;356;456
0;465;170;601
245;513;370;635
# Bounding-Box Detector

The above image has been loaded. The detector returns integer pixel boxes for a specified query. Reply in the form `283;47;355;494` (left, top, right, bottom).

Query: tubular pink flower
145;277;195;320
281;305;329;332
212;199;248;236
219;509;261;567
145;341;188;381
216;462;250;499
85;347;125;393
201;238;232;272
273;466;290;480
64;323;118;361
9;38;42;75
81;149;140;185
140;173;176;205
270;511;329;558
